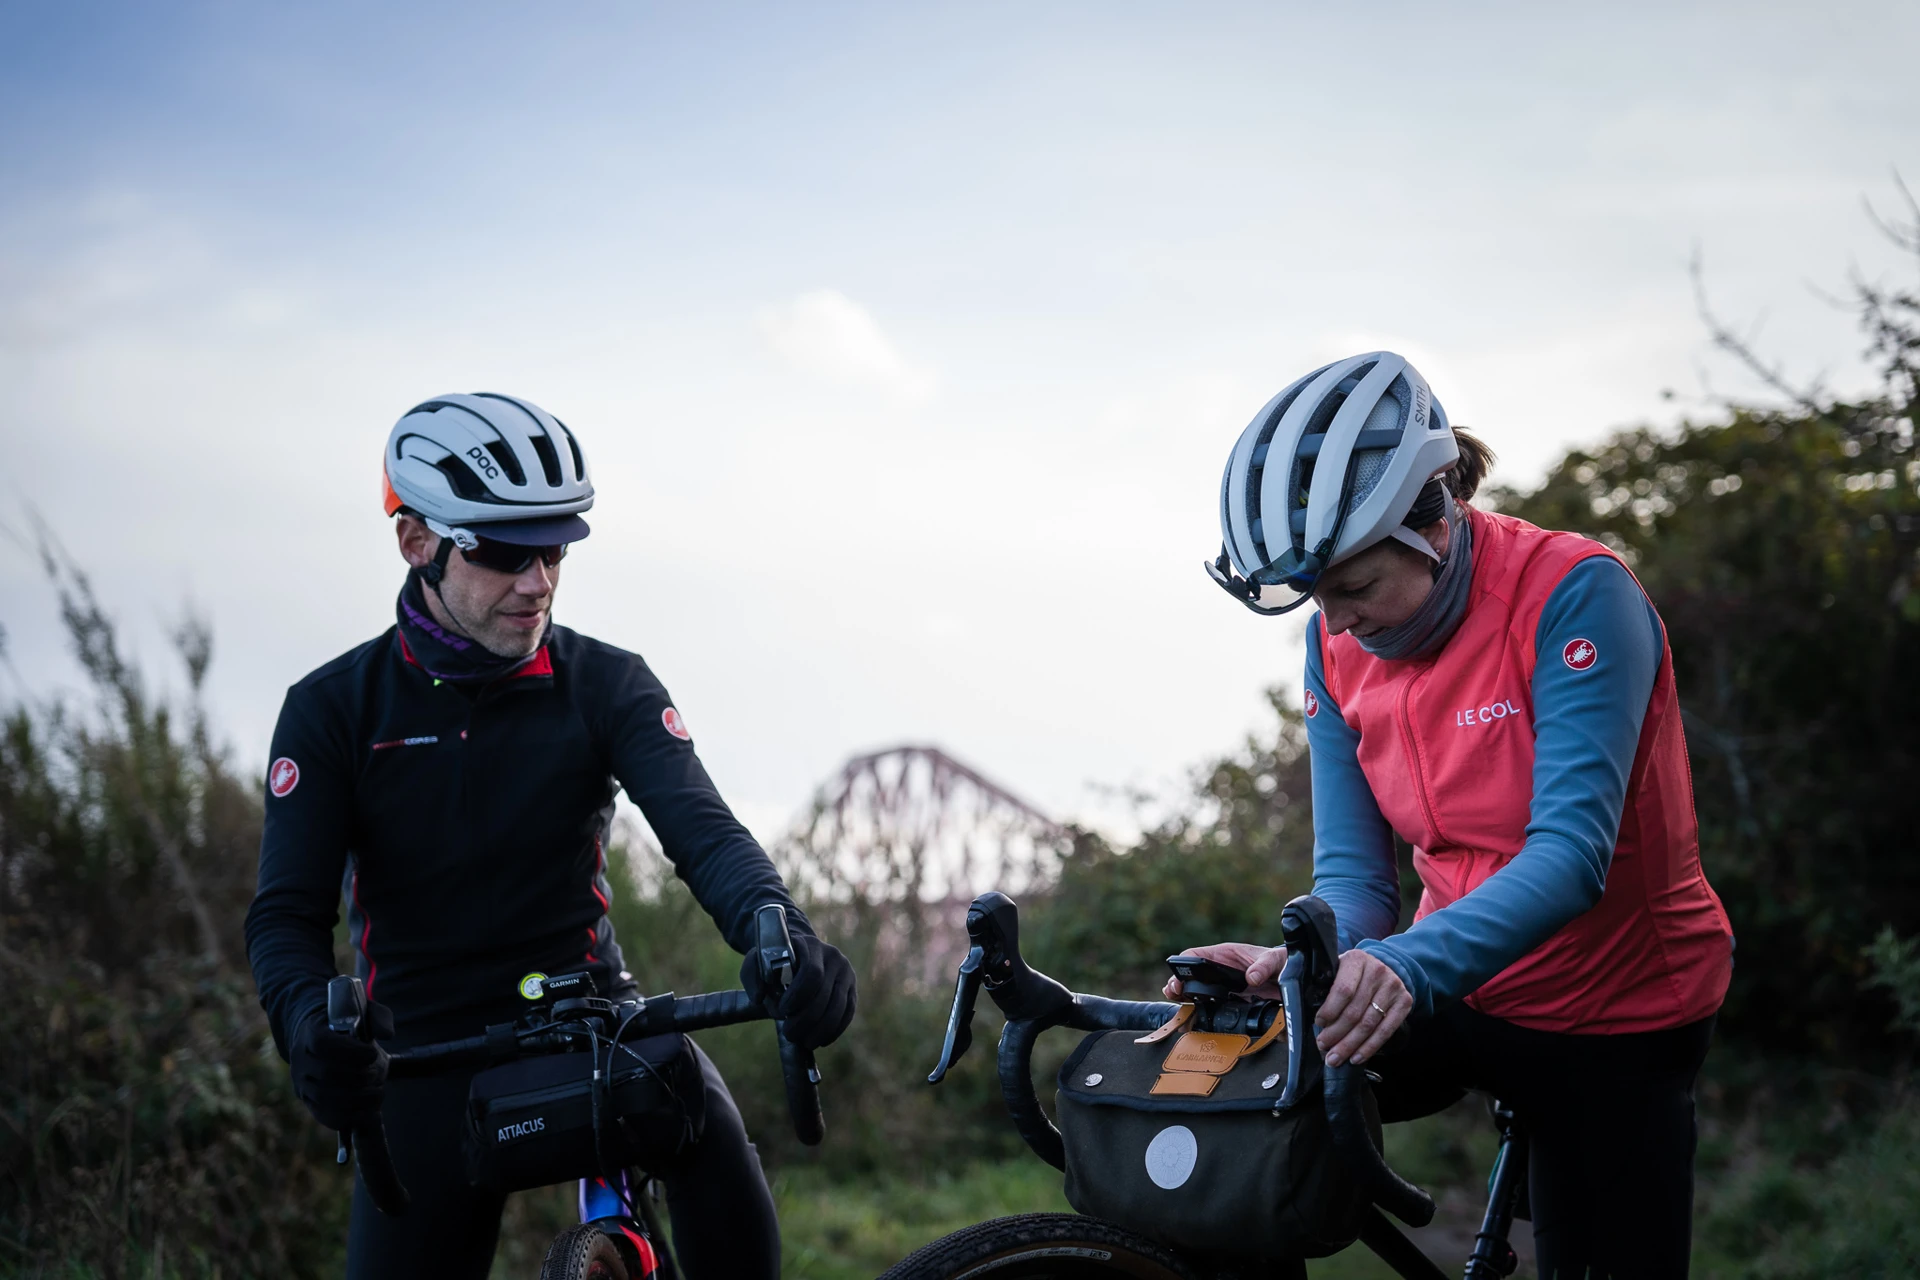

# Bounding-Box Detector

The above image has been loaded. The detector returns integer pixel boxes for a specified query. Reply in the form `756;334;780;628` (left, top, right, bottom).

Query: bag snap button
1084;1073;1103;1086
1262;1073;1281;1089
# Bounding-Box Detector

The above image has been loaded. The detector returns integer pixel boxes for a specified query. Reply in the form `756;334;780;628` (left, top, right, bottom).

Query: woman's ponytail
1444;427;1496;502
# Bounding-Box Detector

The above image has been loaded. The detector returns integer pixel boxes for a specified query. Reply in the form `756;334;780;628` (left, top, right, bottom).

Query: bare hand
1315;950;1411;1067
1161;941;1289;1001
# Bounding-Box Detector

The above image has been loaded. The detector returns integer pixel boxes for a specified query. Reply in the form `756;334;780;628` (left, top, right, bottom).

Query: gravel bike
885;892;1530;1280
328;903;825;1280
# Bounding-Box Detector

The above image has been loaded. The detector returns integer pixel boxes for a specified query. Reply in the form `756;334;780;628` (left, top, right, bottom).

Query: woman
1183;351;1732;1279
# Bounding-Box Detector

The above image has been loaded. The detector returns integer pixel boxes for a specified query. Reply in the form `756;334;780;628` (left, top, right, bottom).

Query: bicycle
886;891;1530;1280
327;903;825;1280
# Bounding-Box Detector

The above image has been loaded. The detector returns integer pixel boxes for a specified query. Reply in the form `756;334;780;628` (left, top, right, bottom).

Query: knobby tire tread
877;1212;1203;1280
540;1224;632;1280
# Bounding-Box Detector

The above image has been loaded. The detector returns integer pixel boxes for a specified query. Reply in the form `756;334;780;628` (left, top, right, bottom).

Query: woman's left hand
1315;950;1412;1067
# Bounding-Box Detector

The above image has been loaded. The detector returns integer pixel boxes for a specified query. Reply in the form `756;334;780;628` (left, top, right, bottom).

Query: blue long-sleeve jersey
1305;556;1663;1014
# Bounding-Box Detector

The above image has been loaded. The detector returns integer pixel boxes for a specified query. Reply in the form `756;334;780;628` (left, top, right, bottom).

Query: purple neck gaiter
395;573;549;683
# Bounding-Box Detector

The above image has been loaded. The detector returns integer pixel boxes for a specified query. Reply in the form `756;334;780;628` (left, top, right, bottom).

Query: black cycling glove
741;926;857;1050
288;999;393;1131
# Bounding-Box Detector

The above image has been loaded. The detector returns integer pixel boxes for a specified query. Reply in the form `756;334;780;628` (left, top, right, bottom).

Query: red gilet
1318;508;1732;1033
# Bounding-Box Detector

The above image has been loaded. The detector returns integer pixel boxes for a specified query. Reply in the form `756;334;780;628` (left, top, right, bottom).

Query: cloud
756;289;932;399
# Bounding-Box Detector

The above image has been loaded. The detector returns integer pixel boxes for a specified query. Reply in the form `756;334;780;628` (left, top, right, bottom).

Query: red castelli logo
1563;638;1598;671
1303;690;1319;718
662;707;691;741
268;757;300;797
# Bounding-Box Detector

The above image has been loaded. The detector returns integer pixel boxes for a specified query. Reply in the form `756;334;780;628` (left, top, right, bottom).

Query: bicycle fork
1464;1101;1527;1279
579;1172;680;1280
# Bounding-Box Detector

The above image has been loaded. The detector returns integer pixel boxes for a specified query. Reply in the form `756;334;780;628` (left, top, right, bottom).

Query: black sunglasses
459;537;568;575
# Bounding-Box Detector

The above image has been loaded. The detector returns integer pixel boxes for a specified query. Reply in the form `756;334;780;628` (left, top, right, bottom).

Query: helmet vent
1244;379;1316;561
483;440;526;486
433;456;496;502
528;433;564;488
554;419;586;482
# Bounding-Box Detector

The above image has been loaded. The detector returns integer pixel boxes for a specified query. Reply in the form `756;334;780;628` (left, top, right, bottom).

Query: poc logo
467;446;502;480
498;1117;546;1144
1456;699;1522;728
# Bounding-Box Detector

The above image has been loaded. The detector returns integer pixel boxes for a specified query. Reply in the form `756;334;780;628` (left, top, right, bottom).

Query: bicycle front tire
540;1225;638;1280
879;1213;1204;1280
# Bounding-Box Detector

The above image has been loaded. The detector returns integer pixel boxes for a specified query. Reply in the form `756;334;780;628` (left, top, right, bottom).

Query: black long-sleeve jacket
244;623;802;1053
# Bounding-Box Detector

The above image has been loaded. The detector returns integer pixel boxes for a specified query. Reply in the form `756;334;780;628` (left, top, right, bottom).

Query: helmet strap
422;536;456;591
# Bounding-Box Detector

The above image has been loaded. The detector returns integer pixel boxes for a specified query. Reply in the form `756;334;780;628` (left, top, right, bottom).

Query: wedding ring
1369;1000;1389;1016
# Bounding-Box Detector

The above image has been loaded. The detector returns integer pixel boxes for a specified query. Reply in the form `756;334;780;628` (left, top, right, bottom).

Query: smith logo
498;1117;546;1144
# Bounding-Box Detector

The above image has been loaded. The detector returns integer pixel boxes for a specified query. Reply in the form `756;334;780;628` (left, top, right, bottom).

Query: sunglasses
458;537;568;576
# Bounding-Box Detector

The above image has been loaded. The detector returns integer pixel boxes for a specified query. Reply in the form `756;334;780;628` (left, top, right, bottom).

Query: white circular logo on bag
1144;1124;1198;1190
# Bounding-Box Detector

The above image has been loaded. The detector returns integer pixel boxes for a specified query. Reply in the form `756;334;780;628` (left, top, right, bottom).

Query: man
245;392;855;1279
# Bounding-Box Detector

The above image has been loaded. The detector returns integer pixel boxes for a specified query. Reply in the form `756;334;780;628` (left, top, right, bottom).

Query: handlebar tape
776;1026;825;1147
351;1116;411;1216
754;903;828;1148
1274;894;1435;1226
1324;1060;1435;1227
995;996;1176;1172
325;974;412;1217
997;1017;1066;1171
665;988;760;1032
1066;996;1181;1033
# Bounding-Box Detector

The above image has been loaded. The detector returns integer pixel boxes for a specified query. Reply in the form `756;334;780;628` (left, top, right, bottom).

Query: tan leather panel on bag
1149;1071;1222;1096
1161;1031;1251;1074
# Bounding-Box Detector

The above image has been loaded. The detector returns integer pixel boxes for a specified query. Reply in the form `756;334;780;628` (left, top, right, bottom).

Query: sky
4;1;1917;845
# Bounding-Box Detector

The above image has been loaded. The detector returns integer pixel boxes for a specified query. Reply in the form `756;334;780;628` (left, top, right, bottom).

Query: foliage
1694;1087;1920;1278
1027;692;1323;996
1864;927;1920;1037
1486;237;1920;1056
0;554;347;1277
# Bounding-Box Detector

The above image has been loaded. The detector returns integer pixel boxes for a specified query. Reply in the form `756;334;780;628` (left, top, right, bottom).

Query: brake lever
756;904;825;1146
1273;894;1342;1113
969;891;1073;1024
753;903;797;1014
326;974;409;1214
1274;950;1312;1111
326;976;364;1166
927;944;985;1084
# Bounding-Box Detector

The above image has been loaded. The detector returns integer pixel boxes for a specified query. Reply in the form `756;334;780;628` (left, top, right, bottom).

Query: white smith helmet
382;393;594;536
1207;352;1457;615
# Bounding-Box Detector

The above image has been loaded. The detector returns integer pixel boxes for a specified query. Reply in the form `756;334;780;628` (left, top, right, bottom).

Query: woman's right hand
1162;941;1288;1001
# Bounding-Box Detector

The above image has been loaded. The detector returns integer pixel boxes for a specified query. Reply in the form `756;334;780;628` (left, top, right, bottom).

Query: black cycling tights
345;1042;780;1280
1370;1003;1714;1280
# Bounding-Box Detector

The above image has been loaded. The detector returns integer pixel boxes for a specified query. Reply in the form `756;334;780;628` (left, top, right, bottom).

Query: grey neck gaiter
1357;499;1475;662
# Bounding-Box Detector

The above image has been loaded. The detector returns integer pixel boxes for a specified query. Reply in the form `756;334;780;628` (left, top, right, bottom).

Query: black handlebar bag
1055;1021;1375;1263
464;1030;707;1194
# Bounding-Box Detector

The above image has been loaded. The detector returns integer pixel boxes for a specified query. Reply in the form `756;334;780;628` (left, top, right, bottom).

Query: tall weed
0;554;346;1277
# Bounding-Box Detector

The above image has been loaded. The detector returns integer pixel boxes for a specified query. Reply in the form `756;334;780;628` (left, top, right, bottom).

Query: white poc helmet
1207;351;1457;615
382;393;594;541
